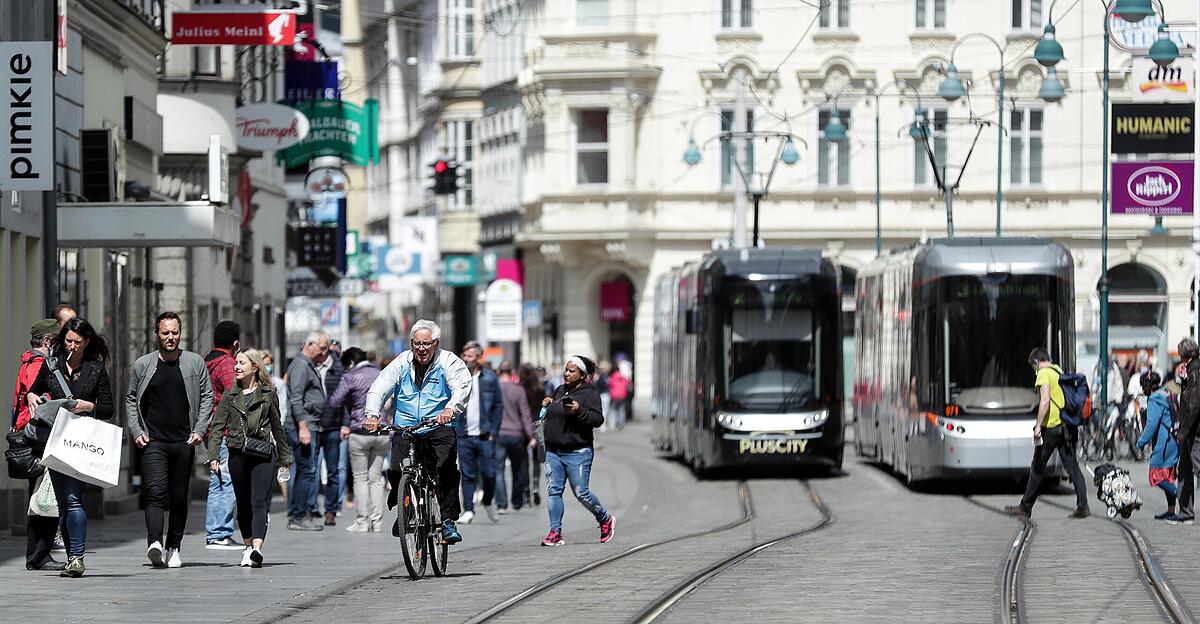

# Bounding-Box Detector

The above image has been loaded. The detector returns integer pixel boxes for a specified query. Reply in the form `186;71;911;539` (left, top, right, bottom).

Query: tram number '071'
738;439;809;455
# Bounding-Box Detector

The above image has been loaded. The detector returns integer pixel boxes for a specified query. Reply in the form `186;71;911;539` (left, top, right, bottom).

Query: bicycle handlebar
366;416;441;435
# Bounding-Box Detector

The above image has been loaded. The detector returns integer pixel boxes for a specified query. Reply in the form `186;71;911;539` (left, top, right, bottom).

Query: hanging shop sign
523;301;543;329
443;255;477;286
1131;57;1195;103
304;165;348;201
1111;161;1194;216
171;11;297;46
1109;13;1196;54
284;60;340;103
1111;103;1194;154
0;42;54;191
276;99;379;168
297;225;340;268
600;280;632;323
485;279;524;342
234;103;310;151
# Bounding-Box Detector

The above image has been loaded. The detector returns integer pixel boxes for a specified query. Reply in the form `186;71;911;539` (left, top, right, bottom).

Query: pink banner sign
1111;160;1194;216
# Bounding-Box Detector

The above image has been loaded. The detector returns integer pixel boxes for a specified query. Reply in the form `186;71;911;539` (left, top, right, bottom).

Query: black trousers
143;440;194;548
228;448;276;540
1020;425;1090;512
390;427;461;522
26;478;57;566
496;434;530;509
1177;433;1200;521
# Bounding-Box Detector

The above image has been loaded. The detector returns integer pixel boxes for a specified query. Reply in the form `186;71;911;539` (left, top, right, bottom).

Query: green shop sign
444;255;477;286
277;99;379;167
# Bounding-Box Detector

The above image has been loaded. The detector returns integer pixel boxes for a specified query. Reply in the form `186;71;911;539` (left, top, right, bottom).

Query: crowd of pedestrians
8;308;630;578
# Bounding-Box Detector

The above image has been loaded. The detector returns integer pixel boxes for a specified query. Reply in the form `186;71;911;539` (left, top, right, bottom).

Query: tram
853;238;1074;483
651;248;845;474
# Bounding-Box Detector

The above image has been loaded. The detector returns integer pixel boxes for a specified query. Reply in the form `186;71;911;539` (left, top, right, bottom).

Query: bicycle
372;417;449;580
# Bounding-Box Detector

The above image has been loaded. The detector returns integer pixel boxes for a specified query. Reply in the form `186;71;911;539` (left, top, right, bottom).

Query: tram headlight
812;409;829;425
717;413;735;428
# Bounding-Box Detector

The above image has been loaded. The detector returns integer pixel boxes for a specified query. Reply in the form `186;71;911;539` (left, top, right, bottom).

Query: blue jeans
206;439;236;541
337;438;349;508
49;470;87;557
288;428;319;521
546;447;609;532
308;429;342;514
457;436;496;511
494;435;530;510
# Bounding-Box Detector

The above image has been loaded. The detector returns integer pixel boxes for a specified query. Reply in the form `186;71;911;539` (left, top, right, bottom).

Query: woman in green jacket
208;349;292;568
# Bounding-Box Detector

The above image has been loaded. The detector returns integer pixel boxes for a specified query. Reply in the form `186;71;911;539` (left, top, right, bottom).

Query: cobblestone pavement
2;422;1197;623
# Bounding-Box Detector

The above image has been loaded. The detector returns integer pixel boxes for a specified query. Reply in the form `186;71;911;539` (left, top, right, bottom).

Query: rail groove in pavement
964;497;1035;624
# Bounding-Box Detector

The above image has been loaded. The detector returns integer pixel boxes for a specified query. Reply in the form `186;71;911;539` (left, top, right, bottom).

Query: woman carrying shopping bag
25;318;114;578
208;349;293;568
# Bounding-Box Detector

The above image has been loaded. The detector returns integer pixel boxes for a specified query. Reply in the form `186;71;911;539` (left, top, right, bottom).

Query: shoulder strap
46;357;74;400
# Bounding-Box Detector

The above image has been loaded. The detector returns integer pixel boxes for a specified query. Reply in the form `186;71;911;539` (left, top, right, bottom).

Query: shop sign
444;255;477;286
600;280;632;323
1131;57;1194;103
1109;13;1196;54
286;277;366;298
171;11;297;46
284;60;340;103
0;42;54;191
1111;103;1194;154
523;301;543;328
297;226;340;268
485;279;523;342
304;165;348;201
1111;161;1193;216
235;103;309;150
276;99;379;168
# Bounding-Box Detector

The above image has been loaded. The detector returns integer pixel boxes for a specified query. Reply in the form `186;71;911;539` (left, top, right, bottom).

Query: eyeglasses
412;340;436;348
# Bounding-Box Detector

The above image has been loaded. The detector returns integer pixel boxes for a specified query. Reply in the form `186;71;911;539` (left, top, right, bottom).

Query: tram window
724;281;818;413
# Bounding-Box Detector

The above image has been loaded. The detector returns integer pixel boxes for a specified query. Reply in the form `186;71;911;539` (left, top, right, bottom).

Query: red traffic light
434;160;448;173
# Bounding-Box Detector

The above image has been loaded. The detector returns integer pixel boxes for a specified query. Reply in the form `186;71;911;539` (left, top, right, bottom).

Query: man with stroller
1173;339;1200;525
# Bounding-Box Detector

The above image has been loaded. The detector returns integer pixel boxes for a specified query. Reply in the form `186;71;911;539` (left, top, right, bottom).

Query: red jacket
10;350;45;431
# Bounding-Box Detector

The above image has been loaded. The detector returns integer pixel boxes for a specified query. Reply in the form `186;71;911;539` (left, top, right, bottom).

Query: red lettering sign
171;12;297;46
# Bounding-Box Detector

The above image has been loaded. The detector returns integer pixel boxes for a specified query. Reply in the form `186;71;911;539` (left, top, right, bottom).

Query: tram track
964;497;1035;624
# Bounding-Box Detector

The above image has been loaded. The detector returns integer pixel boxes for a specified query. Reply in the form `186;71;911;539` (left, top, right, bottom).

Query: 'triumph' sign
1111;161;1194;216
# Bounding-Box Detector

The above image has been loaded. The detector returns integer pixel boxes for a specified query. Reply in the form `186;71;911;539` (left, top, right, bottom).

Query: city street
3;421;1195;623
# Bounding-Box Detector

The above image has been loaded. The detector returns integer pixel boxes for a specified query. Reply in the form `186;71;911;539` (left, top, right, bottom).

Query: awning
157;94;236;154
58;202;239;247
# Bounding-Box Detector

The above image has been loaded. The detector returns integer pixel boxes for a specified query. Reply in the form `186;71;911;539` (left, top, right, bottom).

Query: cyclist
363;320;472;545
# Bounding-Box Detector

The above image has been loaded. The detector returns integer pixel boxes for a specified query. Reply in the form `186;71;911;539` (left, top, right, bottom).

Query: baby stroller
1092;463;1142;519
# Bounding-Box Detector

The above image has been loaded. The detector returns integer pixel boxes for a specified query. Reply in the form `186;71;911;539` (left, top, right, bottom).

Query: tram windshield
723;280;819;412
943;274;1061;408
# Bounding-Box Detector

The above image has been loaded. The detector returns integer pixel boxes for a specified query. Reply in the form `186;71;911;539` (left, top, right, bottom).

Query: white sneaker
250;548;264;568
165;548;182;569
485;504;499;523
147;541;165;568
240;547;253;567
345;518;371;532
459;510;475;524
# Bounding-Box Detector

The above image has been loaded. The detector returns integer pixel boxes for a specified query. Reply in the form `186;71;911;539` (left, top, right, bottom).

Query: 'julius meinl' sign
1111;103;1194;154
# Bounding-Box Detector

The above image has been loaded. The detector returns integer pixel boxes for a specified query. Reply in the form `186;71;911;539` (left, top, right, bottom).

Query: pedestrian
493;361;535;514
595;360;611;431
286;331;330;531
364;319;470;545
127;312;214;568
608;362;631;430
51;303;76;327
520;363;547;507
543;363;562;397
202;320;241;550
25;318;115;577
1164;361;1183;397
1005;347;1091;520
616;357;634;423
456;341;503;524
1134;372;1181;522
539;356;615;546
207;349;293;568
264;352;289;500
11;319;65;571
328;347;386;532
311;342;345;526
1173;338;1200;525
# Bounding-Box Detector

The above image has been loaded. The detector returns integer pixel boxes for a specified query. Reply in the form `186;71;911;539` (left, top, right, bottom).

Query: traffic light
432;158;460;195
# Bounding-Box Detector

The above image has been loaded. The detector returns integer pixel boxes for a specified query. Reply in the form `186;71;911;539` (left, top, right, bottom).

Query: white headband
568;356;590;376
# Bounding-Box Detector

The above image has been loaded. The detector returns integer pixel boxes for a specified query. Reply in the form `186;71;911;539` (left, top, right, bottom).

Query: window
1011;0;1041;31
818;109;852;186
819;0;850;29
448;0;475;58
914;109;948;186
721;108;755;188
442;120;475;208
192;47;219;76
578;0;608;27
915;0;945;29
721;0;753;29
1010;107;1043;186
576;109;609;185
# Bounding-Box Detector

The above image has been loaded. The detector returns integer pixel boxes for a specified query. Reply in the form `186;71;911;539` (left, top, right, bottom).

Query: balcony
524;32;662;83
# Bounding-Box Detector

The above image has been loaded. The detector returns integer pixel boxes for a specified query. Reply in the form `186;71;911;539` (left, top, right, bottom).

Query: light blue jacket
364;349;472;429
1137;390;1181;469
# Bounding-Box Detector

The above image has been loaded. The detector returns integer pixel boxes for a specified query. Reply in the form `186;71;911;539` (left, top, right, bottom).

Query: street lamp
864;80;926;255
822;109;849;143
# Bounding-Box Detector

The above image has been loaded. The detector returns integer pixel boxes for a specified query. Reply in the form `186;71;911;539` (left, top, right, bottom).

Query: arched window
1104;263;1167;328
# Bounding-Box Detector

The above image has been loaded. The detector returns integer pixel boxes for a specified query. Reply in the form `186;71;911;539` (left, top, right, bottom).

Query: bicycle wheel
427;486;448;577
397;474;427;580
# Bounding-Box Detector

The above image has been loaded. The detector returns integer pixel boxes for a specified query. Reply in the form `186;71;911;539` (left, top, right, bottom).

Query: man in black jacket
311;348;345;526
1174;338;1200;525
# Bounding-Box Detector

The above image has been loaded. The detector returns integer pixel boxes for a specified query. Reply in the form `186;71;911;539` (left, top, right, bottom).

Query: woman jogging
539;356;614;547
1136;371;1182;521
208;349;292;567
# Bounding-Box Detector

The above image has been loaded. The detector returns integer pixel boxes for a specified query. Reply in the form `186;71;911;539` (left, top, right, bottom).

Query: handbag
41;410;122;488
27;473;58;517
239;393;275;460
6;430;43;479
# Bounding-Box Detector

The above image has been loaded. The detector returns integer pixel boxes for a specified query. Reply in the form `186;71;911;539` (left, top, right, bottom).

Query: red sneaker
541;530;565;547
599;515;615;543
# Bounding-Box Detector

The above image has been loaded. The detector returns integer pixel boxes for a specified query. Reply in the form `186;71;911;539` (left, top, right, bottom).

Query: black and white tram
853;238;1074;483
651;248;845;474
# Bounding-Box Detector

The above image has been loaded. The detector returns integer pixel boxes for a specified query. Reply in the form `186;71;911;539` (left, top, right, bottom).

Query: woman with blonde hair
208;349;292;567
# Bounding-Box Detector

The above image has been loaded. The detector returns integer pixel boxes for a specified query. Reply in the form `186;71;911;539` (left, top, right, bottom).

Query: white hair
409;319;441;341
304;331;328;347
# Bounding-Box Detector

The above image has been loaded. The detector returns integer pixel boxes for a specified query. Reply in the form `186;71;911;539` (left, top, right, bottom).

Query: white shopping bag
40;409;122;488
27;474;58;517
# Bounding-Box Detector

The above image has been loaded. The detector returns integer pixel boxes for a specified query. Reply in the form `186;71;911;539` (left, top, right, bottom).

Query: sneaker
27;557;67;571
1068;508;1091;519
1157;512;1180;523
206;536;243;550
533;492;541;506
459;510;475;525
288;517;323;531
166;548;182;568
147;541;165;568
497;507;511;515
442;520;462;545
52;532;66;553
250;549;264;568
60;556;85;578
240;547;253;568
345;518;371;533
600;515;616;543
541;530;565;547
1168;516;1196;526
369;520;384;533
484;504;499;523
324;512;337;527
392;518;401;537
1002;505;1031;519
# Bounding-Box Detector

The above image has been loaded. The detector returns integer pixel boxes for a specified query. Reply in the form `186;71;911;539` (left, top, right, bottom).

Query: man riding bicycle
364;320;472;544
